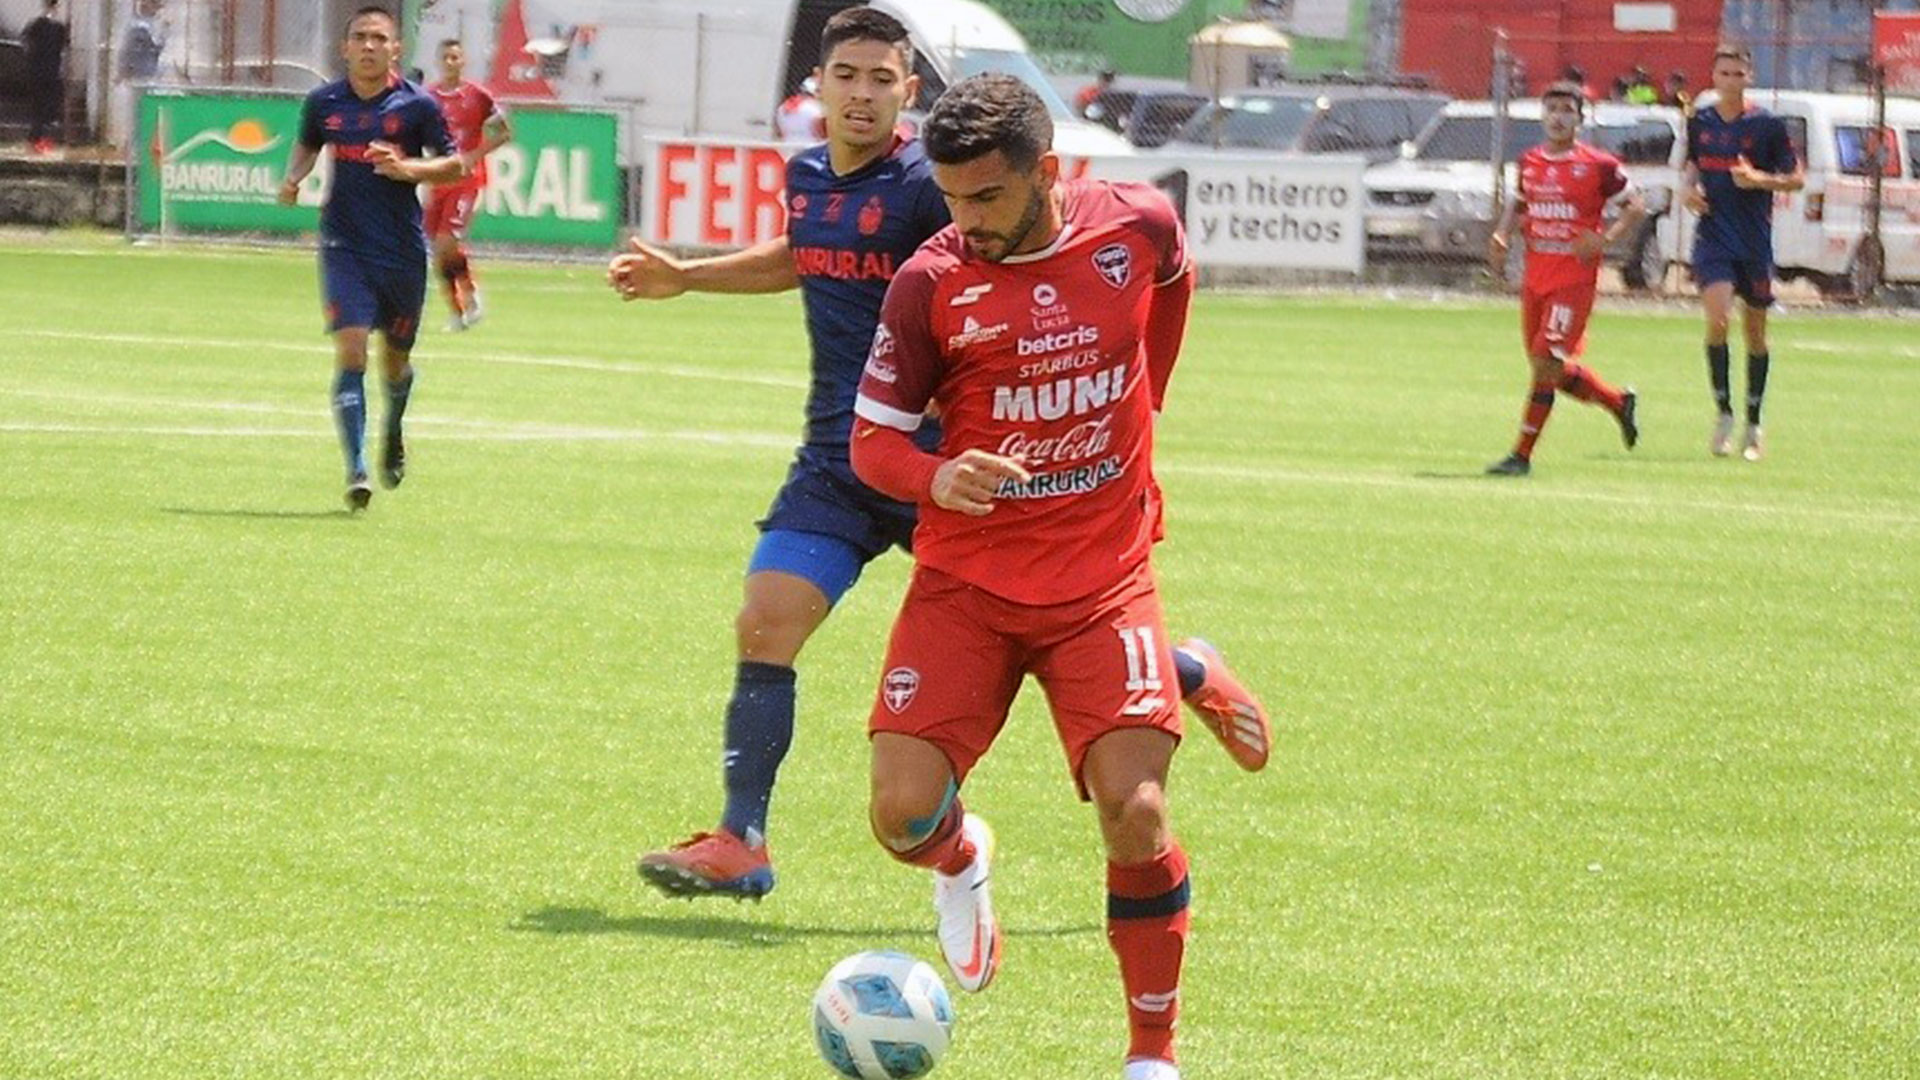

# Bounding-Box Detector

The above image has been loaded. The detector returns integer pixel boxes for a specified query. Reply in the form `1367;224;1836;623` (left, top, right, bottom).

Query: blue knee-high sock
719;661;797;846
385;367;414;439
332;369;367;478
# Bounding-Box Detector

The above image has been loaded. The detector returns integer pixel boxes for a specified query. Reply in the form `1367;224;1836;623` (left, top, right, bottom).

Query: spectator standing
24;0;69;155
1075;69;1116;118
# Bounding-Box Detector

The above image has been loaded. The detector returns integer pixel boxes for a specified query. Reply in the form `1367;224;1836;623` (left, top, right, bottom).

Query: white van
1663;90;1920;296
408;0;1131;161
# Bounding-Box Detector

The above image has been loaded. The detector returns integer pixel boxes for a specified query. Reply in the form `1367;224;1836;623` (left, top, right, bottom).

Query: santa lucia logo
883;668;920;714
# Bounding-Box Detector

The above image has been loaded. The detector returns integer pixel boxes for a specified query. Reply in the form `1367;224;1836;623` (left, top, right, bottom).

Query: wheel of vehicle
1621;216;1665;291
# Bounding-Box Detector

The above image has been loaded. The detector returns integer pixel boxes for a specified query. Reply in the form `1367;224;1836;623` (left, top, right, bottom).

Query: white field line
1;329;808;390
0;417;792;448
5;400;1915;529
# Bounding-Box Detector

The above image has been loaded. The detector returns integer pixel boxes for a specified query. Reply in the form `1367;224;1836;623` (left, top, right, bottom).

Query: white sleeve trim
1154;258;1195;288
855;394;924;432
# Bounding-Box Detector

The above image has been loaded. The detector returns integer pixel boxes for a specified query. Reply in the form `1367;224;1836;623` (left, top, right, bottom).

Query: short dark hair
1541;80;1586;112
923;74;1053;171
344;5;396;38
820;7;912;68
1713;45;1752;67
439;38;463;52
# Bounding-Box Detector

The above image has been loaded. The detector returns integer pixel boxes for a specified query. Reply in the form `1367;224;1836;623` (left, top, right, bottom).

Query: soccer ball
811;950;954;1079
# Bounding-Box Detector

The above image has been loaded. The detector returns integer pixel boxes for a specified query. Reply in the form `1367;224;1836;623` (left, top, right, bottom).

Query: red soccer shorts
868;561;1183;799
1521;281;1597;361
425;182;482;240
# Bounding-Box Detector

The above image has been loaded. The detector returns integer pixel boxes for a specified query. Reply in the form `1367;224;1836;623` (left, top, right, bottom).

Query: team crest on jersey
858;195;885;236
883;668;920;714
1093;243;1132;288
384;115;401;136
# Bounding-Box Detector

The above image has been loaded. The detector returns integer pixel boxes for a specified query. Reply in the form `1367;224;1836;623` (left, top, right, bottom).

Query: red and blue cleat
1179;638;1273;772
637;829;776;901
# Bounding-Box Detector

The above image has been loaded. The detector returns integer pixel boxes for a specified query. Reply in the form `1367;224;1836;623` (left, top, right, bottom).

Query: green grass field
1;232;1915;1079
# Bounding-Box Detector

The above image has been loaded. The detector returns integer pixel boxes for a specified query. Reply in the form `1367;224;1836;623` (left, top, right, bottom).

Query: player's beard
966;184;1046;263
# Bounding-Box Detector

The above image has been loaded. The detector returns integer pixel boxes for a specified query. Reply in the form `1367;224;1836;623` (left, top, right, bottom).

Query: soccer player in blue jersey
609;9;1271;901
1683;45;1803;461
278;6;463;510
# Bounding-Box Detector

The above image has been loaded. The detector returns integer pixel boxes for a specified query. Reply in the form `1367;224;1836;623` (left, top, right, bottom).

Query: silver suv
1365;99;1685;287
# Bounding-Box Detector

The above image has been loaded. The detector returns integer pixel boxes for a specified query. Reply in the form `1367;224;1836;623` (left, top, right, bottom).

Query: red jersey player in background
427;38;510;330
850;74;1223;1080
1484;81;1645;476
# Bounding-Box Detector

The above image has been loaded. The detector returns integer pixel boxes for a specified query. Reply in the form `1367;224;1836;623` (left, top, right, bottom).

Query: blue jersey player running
609;10;1273;902
1683;44;1803;462
278;5;463;510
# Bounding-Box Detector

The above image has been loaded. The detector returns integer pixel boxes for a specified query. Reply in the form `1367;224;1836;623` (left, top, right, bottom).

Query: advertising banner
1875;11;1920;93
470;107;621;247
137;90;313;234
642;137;1366;273
137;91;619;248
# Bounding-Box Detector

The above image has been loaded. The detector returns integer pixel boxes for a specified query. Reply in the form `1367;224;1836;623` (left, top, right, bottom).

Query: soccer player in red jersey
426;38;510;331
848;74;1204;1080
1484;81;1646;477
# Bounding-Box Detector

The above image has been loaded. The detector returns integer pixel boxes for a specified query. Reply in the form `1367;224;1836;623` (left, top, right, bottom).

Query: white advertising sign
642;137;1366;273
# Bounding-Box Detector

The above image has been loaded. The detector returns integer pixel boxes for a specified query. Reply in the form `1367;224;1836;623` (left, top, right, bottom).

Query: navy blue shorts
1692;245;1775;309
750;456;916;604
321;247;428;350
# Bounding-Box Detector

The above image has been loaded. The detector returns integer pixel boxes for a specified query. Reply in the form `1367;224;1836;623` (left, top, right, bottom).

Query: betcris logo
1016;325;1099;357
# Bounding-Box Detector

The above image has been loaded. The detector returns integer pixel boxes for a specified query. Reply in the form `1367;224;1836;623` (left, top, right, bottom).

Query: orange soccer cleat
1179;638;1272;772
637;828;775;901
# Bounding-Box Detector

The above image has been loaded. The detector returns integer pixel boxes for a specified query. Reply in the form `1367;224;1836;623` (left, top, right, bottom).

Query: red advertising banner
1875;11;1920;92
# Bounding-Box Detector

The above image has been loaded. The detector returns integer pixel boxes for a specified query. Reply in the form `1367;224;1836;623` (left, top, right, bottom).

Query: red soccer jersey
429;79;500;185
855;179;1190;606
1517;142;1627;293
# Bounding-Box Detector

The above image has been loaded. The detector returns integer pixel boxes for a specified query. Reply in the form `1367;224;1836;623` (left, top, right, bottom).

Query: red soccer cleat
637;828;775;901
1179;638;1272;772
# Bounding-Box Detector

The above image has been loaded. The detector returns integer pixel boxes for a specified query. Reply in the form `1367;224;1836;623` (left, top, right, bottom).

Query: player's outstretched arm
278;143;319;206
1730;154;1804;193
367;142;464;185
607;236;798;301
1144;263;1195;411
1680;162;1709;214
1488;194;1523;277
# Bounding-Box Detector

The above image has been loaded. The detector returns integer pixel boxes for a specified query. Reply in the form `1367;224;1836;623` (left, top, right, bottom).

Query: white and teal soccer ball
811;950;954;1079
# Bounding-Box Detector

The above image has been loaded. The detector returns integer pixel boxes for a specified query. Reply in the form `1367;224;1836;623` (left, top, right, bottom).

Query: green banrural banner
136;91;619;248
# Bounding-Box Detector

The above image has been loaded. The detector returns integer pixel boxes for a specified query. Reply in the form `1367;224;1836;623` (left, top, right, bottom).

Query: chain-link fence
1384;1;1920;307
7;0;1920;307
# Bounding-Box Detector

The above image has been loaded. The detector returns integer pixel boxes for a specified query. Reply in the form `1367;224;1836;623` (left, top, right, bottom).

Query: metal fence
8;1;1920;307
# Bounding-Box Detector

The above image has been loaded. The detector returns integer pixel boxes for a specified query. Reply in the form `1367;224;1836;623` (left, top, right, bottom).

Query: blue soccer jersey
784;136;950;476
298;74;455;268
1688;104;1796;260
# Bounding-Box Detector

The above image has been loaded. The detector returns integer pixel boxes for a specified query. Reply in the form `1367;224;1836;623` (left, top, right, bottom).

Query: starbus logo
157;118;286;201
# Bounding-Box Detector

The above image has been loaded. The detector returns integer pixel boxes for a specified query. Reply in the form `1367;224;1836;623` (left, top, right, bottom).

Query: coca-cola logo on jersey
997;414;1115;466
